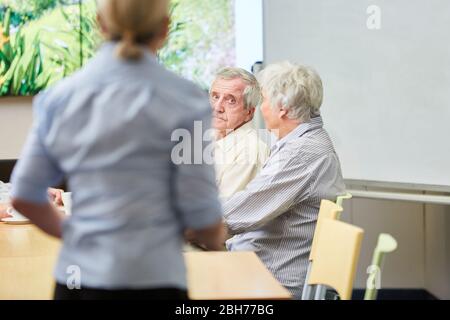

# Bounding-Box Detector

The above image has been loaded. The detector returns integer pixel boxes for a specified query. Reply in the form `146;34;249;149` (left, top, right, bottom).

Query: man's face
210;77;254;133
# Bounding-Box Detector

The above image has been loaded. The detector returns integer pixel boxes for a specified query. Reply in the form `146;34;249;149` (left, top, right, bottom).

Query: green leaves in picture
79;2;102;61
157;0;236;88
1;0;235;96
0;8;50;96
0;1;100;97
157;2;187;69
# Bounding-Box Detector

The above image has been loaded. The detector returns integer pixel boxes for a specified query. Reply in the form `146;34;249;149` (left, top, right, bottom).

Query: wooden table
0;223;60;300
0;224;291;300
185;251;292;300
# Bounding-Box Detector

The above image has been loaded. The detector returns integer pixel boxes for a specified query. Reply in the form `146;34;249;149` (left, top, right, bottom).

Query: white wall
0;98;33;159
235;0;264;71
263;0;450;187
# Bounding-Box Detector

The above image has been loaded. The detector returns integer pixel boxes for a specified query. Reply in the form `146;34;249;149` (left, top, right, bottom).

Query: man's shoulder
249;129;271;155
215;127;270;165
232;127;269;152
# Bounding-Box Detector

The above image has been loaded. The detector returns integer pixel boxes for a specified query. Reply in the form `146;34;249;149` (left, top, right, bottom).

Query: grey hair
212;67;262;110
257;61;323;122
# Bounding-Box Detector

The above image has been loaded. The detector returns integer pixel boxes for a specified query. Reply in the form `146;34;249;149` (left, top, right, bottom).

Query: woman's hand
11;198;65;239
48;188;64;206
184;222;228;251
0;203;12;220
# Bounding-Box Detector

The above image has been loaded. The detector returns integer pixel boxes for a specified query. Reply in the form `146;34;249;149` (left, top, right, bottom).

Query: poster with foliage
0;0;235;96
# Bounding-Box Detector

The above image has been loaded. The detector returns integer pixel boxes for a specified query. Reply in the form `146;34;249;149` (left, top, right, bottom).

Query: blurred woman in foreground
10;0;225;300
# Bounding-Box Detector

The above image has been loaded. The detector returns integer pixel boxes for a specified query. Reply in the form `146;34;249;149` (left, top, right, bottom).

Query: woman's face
260;90;280;133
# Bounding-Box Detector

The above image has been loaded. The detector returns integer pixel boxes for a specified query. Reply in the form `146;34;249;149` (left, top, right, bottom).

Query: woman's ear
154;16;170;51
161;16;170;39
278;96;290;119
97;13;108;35
278;107;288;119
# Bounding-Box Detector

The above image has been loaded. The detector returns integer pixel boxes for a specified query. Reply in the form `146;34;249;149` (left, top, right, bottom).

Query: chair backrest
336;192;353;207
0;160;17;182
309;199;343;261
0;159;67;190
308;219;364;300
364;233;398;300
303;195;351;300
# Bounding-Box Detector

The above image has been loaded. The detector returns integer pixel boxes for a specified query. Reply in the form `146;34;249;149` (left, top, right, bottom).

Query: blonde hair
97;0;169;60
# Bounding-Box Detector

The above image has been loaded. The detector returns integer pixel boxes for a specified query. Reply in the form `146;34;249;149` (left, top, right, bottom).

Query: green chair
364;233;398;300
336;192;353;219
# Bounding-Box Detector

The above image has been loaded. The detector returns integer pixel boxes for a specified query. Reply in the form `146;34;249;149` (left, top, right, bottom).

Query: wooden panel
0;160;17;182
0;98;33;160
424;204;450;299
350;198;425;289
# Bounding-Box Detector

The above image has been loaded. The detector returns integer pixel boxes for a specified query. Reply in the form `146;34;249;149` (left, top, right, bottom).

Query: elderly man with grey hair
222;61;346;299
209;67;270;199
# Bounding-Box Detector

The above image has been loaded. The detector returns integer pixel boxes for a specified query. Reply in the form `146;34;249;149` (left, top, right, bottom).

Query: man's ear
245;107;256;122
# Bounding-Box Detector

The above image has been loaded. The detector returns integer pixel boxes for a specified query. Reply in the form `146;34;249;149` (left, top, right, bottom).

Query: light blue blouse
11;42;223;290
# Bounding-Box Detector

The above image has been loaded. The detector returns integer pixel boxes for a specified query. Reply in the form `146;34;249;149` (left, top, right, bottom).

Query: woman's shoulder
32;75;77;113
153;64;206;100
151;65;210;116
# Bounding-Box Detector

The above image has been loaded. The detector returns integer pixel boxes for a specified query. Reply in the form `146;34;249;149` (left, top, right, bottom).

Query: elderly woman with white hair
223;61;346;299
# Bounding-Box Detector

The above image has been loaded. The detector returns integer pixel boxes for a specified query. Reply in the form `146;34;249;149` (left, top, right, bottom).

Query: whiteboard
264;0;450;188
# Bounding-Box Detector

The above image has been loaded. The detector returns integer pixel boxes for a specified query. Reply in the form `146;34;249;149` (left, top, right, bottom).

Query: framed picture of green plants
0;0;236;97
0;0;99;96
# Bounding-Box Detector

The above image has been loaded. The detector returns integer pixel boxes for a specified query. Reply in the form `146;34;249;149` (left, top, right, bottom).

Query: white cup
6;206;29;222
0;193;9;203
0;182;12;204
0;182;11;193
0;191;11;215
62;192;72;216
